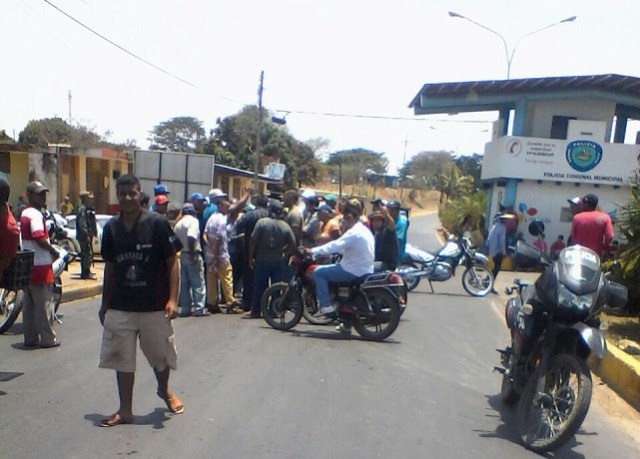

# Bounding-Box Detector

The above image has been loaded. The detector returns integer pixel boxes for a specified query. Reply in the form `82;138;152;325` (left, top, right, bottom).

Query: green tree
0;129;14;145
326;148;388;186
454;153;483;192
439;191;488;244
401;150;454;190
209;105;322;188
148;116;205;152
18;117;104;148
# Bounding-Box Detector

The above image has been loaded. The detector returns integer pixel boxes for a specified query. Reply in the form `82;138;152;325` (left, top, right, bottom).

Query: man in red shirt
570;194;614;258
0;177;20;276
20;181;60;348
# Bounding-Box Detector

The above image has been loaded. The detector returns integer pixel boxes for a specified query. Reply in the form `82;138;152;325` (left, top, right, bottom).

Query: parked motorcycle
0;245;74;333
496;242;627;452
397;235;494;296
260;250;405;341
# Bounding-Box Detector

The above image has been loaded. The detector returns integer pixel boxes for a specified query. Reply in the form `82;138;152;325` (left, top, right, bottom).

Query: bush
614;172;640;314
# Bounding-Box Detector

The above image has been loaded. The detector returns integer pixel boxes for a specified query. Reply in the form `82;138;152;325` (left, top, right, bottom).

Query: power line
42;0;196;87
273;108;491;123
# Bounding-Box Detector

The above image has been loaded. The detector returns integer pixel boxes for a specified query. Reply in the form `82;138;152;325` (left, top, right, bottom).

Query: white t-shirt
173;214;201;253
311;221;374;276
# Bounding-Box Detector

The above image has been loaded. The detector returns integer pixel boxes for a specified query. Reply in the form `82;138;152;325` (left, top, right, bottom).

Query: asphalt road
1;213;638;458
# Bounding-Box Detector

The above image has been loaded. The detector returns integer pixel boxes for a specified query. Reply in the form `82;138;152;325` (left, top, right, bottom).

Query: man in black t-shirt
370;208;398;271
97;174;183;427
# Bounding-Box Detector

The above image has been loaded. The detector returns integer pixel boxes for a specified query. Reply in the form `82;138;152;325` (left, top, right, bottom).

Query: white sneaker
314;304;337;318
336;323;352;335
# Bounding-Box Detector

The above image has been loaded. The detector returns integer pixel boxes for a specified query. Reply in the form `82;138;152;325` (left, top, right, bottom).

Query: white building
410;74;640;244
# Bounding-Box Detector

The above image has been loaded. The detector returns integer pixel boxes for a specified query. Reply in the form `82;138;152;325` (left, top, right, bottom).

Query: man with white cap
20;181;59;348
203;188;227;224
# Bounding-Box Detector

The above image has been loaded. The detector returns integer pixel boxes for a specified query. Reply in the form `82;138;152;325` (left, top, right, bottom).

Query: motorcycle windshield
556;245;601;296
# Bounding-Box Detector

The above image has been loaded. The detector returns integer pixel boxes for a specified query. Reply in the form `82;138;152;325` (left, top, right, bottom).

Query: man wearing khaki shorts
98;174;182;427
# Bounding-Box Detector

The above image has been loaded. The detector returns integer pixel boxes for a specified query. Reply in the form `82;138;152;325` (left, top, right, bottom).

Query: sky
2;0;640;173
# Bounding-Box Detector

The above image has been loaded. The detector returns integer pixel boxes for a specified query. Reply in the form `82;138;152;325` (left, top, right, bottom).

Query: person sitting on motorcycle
305;203;374;318
370;207;397;272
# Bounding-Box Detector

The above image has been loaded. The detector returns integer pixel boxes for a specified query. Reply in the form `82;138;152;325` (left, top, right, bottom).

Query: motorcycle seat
330;275;369;287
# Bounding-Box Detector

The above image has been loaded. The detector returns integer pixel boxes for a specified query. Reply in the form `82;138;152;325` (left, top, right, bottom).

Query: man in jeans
247;201;296;319
308;203;374;318
173;203;207;316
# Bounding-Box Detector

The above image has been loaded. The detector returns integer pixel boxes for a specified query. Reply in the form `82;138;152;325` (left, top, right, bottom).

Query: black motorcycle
397;235;493;296
496;242;627;452
260;250;405;341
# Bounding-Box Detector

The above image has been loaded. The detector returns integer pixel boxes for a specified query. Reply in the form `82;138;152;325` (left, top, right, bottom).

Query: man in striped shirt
20;181;60;348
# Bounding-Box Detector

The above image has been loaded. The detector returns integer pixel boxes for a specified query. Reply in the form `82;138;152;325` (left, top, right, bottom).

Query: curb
61;284;103;303
589;340;640;411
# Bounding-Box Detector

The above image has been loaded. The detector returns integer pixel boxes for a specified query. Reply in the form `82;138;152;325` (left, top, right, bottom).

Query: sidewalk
491;270;640;411
60;260;104;303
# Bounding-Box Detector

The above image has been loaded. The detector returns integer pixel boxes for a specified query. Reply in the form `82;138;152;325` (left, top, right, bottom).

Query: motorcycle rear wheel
260;282;303;331
0;289;24;334
517;353;592;453
352;290;401;341
461;265;493;297
300;288;335;325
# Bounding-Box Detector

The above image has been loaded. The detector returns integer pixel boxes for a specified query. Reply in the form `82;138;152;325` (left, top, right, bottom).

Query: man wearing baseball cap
77;190;98;279
570;193;614;258
20;181;59;348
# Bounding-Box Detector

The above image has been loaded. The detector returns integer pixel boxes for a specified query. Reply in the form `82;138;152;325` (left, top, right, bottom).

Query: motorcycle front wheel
0;288;24;334
517;353;592;453
260;282;304;331
461;265;493;297
353;290;401;341
300;288;335;325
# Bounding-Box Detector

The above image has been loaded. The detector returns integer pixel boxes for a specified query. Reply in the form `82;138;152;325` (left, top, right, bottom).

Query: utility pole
68;90;72;124
254;71;264;192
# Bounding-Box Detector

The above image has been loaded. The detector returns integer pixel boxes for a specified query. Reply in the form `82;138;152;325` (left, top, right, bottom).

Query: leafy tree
18;117;105;148
326;148;388;186
209;105;321;188
454;153;483;192
0;130;14;145
439;191;488;246
148;116;205;152
400;150;454;190
612;172;640;313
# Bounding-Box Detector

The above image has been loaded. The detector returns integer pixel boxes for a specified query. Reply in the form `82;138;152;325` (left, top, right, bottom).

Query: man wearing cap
300;194;321;248
247;200;296;319
315;204;340;245
0;177;20;279
205;197;236;313
60;194;74;217
173;203;207;316
203;188;226;224
150;184;170;212
570;193;614;258
370;206;398;272
20;181;59;348
283;189;303;245
77;190;98;279
153;195;170;217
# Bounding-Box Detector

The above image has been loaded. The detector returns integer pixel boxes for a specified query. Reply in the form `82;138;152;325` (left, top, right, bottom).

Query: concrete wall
526;98;616;139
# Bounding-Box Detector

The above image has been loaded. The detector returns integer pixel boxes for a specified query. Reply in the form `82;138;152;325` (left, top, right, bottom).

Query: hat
181;202;196;215
190;192;206;202
371;198;386;205
315;204;335;214
79;190;94;199
495;213;515;221
369;211;385;221
153;184;170;195
386;200;401;209
27;181;48;194
582;193;598;207
324;193;337;202
301;189;316;200
155;195;169;205
208;188;227;200
567;196;581;206
268;200;284;216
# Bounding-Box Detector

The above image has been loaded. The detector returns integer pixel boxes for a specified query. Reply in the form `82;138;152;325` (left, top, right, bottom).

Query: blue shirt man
387;201;408;263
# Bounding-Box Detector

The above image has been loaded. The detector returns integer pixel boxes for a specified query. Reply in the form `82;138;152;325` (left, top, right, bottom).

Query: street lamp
448;11;576;79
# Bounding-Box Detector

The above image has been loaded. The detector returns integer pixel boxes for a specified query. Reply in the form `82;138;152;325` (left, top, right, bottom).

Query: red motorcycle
260;250;405;341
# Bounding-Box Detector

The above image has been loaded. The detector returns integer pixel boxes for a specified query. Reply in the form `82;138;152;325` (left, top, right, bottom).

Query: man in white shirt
173;203;207;316
308;203;374;317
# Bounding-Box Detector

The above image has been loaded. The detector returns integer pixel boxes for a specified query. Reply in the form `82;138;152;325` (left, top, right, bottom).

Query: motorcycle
496;241;627;453
0;245;74;333
260;249;405;341
397;235;494;296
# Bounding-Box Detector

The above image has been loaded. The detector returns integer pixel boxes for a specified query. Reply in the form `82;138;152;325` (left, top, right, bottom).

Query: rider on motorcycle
305;203;374;318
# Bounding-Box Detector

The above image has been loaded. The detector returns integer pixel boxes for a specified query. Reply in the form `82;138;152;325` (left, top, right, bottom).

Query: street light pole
448;12;576;79
254;70;264;192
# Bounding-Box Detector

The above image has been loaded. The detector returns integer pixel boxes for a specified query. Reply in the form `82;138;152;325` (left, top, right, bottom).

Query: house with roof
410;74;640;246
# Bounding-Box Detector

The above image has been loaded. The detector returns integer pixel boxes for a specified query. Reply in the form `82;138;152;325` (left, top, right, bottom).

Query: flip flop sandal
100;413;133;427
158;391;185;414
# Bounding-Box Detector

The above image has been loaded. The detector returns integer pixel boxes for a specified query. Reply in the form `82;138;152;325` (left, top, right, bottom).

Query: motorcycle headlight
557;284;594;311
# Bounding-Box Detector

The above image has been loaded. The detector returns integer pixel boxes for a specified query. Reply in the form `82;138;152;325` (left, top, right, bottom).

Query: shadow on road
478;394;591;458
266;327;403;344
408;290;471;299
85;408;171;430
